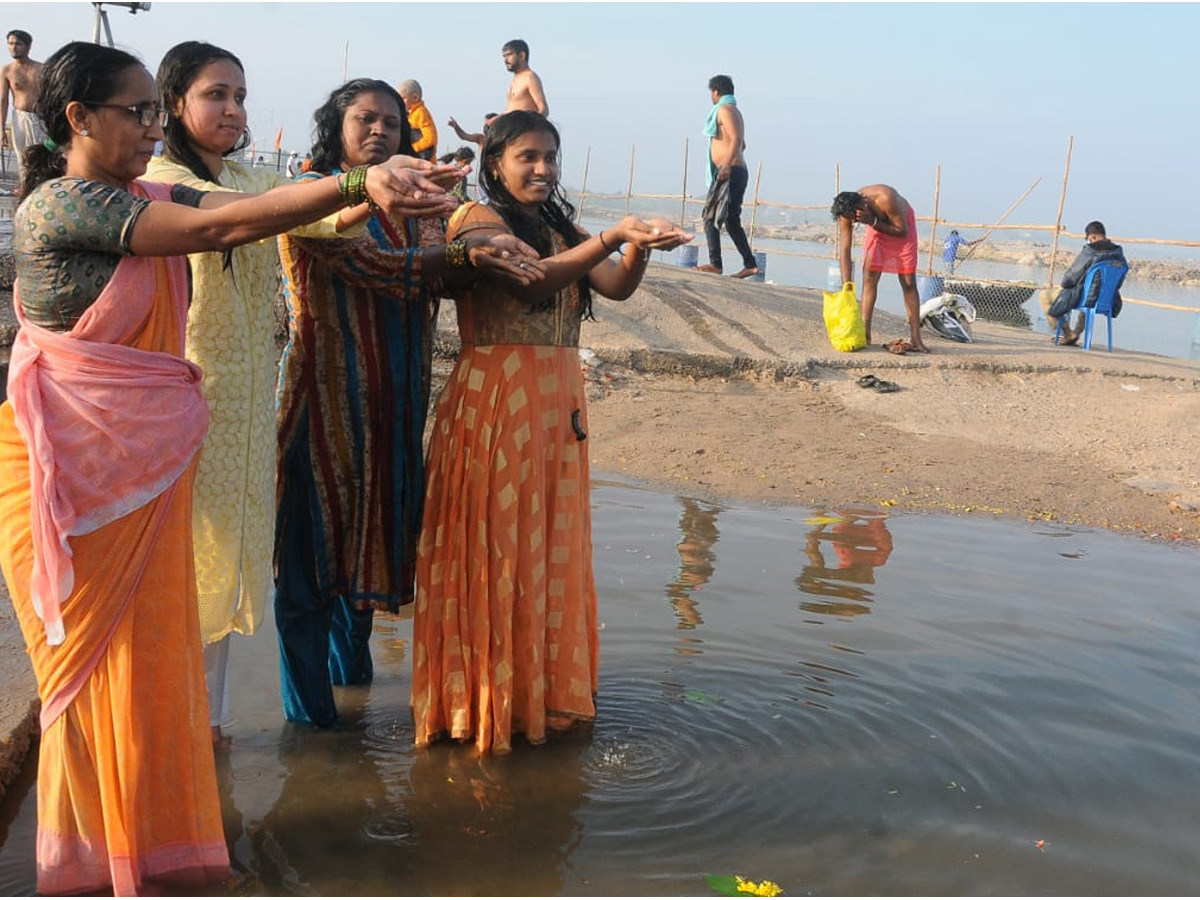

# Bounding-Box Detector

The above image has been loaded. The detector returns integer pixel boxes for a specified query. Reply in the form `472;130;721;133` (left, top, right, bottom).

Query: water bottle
826;264;841;291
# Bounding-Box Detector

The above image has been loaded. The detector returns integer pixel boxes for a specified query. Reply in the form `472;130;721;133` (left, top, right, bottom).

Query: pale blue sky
5;2;1196;240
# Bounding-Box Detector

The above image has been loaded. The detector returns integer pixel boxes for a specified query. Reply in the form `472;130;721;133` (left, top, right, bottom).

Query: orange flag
274;126;283;152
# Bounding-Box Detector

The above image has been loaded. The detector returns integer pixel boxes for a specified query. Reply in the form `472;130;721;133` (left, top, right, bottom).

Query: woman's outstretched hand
614;216;694;252
365;161;460;219
467;234;547;286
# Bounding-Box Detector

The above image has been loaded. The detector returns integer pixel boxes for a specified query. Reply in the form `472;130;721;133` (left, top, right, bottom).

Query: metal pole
926;164;941;276
1047;135;1074;289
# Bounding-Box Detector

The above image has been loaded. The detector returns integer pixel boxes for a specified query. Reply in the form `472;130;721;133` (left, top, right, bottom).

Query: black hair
830;191;864;220
157;41;251;184
20;41;144;200
502;39;529;59
480;110;593;319
309;78;413;175
7;30;32;45
708;74;735;96
1084;220;1106;237
438;145;475;165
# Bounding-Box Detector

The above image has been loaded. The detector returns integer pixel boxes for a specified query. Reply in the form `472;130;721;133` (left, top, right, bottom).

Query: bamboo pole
625;145;635;216
342;41;349;82
680;138;689;227
956;176;1042;265
1046;135;1074;289
748;160;763;246
926;163;941;276
576;146;591;223
833;163;840;259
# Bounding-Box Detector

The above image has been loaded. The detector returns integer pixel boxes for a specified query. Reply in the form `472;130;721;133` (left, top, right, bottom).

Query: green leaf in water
703;874;743;896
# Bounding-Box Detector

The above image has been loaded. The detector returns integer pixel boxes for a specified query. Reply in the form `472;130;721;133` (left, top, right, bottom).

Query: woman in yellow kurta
411;111;691;754
147;42;366;746
0;41;463;895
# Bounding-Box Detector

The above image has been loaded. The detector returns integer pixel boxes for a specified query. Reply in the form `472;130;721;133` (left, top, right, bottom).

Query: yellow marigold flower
734;875;784;897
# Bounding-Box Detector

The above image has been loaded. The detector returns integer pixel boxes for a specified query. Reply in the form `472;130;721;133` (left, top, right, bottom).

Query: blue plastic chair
1054;258;1129;351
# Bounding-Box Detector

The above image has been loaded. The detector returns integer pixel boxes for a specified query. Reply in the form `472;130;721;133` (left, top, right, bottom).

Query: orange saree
0;180;229;895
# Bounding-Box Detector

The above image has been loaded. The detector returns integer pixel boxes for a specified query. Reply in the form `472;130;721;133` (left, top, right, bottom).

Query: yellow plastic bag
822;282;868;352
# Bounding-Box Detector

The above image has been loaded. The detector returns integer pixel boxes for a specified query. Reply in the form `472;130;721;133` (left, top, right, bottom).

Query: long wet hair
157;40;251;183
308;78;414;175
480;110;592;319
19;41;144;200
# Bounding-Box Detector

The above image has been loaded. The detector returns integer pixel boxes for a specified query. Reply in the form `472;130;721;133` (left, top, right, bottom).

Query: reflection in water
664;497;722;632
796;510;894;615
403;739;587;895
246;720;396;895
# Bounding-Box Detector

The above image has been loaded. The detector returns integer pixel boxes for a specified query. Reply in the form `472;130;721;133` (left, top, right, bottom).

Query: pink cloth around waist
5;195;209;644
863;206;919;275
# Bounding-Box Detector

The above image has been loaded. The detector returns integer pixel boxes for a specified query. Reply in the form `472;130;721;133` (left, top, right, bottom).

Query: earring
80;129;90;136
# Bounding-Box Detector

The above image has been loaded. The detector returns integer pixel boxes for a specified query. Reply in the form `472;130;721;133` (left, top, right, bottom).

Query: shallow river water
2;479;1199;895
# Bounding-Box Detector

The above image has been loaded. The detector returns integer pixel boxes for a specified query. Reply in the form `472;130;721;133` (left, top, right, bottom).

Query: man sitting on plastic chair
1045;220;1128;349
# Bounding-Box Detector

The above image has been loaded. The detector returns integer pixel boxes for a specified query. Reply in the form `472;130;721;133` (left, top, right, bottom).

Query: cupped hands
614;215;694;253
467;234;547;286
365;159;460;219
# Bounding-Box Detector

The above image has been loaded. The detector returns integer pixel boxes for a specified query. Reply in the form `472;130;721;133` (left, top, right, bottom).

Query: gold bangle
445;238;472;269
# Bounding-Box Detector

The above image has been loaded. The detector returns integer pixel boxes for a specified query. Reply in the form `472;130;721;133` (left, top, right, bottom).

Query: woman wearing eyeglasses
0;41;459;896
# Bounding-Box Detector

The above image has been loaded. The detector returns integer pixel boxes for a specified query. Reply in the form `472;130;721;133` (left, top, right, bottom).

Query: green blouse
13;176;204;331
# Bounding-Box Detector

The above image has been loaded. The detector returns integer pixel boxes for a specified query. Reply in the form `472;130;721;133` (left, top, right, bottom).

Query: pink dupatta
5;180;209;646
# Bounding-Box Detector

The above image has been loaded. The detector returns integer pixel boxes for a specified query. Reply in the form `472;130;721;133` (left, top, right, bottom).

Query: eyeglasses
84;102;168;129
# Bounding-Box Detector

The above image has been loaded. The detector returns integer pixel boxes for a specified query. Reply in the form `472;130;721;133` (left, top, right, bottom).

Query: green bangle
339;164;371;207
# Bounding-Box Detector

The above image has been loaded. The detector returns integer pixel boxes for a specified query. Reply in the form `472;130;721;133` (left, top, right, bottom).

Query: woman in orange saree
0;42;459;895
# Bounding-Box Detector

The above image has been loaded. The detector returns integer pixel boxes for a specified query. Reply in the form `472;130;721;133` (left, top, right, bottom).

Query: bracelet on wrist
445;238;473;269
338;164;372;207
598;230;615;253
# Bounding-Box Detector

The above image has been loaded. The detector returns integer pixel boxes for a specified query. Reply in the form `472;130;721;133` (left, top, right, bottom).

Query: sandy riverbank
433;264;1200;545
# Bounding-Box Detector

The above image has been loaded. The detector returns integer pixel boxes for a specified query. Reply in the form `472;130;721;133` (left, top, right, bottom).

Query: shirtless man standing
501;39;547;115
1;29;45;178
697;74;758;279
831;185;929;352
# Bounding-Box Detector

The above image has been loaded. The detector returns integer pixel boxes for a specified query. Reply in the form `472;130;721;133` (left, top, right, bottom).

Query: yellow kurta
145;157;347;644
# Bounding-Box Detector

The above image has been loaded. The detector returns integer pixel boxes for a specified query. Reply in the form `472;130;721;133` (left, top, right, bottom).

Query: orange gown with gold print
412;202;599;754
